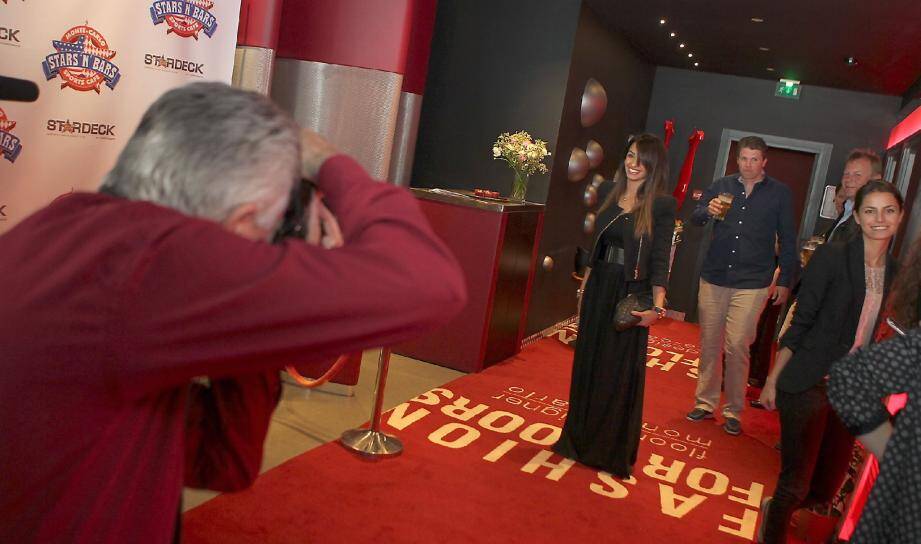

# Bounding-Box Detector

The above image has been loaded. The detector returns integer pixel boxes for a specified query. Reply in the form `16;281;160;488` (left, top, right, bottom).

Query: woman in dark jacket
756;181;903;543
553;133;677;479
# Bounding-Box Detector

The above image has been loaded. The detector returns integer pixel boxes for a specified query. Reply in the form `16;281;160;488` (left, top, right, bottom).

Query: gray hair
102;82;300;229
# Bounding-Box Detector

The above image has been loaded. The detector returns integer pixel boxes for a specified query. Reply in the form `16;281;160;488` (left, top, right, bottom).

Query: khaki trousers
695;278;771;419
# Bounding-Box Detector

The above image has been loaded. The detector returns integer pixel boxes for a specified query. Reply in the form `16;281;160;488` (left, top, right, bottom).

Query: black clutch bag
613;293;653;332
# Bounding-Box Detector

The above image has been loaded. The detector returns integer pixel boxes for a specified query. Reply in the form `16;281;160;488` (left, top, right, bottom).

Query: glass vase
510;169;528;202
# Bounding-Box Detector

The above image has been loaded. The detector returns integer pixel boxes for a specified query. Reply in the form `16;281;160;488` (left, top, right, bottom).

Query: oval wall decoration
583;185;598;207
568;147;590;182
580;78;608;127
586;139;604;168
583;212;597;234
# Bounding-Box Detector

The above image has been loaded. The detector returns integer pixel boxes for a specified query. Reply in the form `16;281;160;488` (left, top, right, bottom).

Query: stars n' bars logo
42;25;121;93
0;108;23;163
150;0;218;40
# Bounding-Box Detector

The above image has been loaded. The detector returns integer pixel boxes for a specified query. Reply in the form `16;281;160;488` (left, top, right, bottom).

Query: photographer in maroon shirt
0;82;467;543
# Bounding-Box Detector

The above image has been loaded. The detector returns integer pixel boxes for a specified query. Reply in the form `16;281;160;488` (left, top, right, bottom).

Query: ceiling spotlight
846;56;858;66
669;32;677;38
759;46;770;52
751;17;765;23
679;43;686;48
688;53;694;58
766;67;775;72
694;62;699;67
659;18;667;25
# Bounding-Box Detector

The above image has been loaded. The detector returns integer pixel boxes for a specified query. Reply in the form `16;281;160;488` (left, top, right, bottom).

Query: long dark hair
857;180;912;327
598;133;669;238
889;240;921;329
854;179;903;212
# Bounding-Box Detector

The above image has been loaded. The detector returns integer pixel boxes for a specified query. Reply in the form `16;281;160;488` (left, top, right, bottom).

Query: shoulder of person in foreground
114;155;467;398
828;329;921;435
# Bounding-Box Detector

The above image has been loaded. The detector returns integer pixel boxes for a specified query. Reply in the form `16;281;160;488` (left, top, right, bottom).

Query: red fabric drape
663;120;675;149
673;130;704;210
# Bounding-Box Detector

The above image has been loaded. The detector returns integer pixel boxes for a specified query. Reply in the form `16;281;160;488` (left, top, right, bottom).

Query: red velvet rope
285;355;350;388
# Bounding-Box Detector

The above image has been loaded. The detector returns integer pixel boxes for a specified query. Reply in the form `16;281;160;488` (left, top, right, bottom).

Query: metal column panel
388;91;422;186
271;59;402;180
232;46;276;95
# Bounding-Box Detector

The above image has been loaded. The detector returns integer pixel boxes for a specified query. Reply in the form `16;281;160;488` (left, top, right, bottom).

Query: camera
273;178;315;243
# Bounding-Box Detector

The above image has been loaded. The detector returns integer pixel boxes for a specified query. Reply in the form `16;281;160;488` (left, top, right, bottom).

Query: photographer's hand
306;194;344;249
300;129;339;181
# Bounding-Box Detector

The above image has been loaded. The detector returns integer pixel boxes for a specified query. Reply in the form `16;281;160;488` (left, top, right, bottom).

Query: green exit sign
775;79;802;100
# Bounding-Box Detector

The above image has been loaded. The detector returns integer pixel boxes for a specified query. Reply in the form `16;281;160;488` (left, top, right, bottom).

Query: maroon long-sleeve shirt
0;155;466;543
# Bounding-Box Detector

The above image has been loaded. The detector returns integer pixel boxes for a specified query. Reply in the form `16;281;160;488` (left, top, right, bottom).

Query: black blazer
777;236;897;394
823;213;860;244
590;194;677;288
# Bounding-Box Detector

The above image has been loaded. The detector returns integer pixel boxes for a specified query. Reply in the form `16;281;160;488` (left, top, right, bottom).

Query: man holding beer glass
687;136;798;436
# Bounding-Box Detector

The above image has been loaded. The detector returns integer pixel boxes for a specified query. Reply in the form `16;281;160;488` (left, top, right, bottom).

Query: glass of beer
800;236;824;267
801;240;818;267
715;192;734;220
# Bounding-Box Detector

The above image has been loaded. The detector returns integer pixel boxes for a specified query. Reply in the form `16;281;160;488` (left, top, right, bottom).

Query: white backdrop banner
0;0;241;232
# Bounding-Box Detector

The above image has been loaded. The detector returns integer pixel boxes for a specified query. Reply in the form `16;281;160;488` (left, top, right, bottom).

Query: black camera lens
273;179;315;243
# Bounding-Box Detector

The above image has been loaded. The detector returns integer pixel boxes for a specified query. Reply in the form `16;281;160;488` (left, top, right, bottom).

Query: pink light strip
888;104;921;149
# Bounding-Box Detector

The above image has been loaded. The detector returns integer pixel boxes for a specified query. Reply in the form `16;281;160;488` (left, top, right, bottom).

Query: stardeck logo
149;0;218;40
0;108;23;163
0;26;21;47
144;53;205;76
46;118;116;140
42;25;121;93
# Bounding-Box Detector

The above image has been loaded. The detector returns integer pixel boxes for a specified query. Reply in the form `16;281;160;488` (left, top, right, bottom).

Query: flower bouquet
492;131;550;201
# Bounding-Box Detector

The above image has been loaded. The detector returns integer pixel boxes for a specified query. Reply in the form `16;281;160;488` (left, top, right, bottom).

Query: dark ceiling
585;0;921;100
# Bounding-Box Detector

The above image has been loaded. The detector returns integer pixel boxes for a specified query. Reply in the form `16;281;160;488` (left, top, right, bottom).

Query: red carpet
183;320;780;543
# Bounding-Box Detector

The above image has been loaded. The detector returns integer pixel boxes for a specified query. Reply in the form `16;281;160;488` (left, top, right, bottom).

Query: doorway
714;129;834;242
723;141;817;231
686;130;834;322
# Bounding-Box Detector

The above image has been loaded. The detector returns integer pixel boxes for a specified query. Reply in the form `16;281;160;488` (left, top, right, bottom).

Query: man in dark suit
824;149;883;243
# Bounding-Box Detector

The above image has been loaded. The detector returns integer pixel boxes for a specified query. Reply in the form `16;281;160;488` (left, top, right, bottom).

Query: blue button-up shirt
691;174;797;288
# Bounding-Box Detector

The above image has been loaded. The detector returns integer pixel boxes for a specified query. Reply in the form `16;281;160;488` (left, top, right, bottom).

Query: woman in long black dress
553;133;676;478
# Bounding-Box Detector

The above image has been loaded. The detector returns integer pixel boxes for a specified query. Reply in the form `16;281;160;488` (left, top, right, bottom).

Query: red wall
402;0;437;94
236;0;285;49
276;0;413;74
